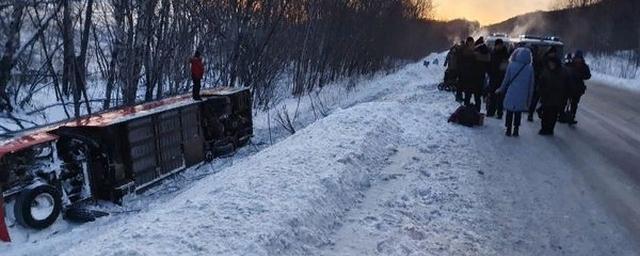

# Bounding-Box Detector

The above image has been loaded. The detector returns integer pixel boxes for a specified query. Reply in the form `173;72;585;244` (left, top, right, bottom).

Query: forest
0;0;480;133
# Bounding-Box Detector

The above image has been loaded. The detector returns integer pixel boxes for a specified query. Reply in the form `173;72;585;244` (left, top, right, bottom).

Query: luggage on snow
448;105;485;127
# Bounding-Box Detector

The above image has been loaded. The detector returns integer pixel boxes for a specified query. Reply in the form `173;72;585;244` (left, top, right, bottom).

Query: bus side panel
181;105;204;167
126;117;159;187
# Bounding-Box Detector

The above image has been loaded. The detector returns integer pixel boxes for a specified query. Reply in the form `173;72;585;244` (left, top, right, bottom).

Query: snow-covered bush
586;51;640;79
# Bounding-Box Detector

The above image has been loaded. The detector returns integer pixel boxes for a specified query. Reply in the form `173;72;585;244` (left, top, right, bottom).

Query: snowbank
586;52;640;92
62;102;410;256
590;72;640;92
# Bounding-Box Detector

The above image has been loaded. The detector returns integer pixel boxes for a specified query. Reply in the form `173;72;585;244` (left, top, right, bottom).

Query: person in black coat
486;39;510;119
565;50;591;125
528;46;559;121
538;56;569;135
457;37;476;103
463;37;490;112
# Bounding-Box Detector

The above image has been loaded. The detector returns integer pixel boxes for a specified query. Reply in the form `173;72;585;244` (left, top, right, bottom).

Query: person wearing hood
538;56;569;135
565;50;591;125
496;47;535;137
464;37;491;112
486;39;510;119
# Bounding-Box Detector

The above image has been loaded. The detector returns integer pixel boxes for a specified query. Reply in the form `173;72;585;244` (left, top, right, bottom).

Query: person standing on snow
190;50;205;101
443;43;461;95
529;47;560;121
486;39;510;119
496;47;535;137
565;50;591;125
538;56;569;135
524;46;539;121
458;37;476;103
467;37;491;112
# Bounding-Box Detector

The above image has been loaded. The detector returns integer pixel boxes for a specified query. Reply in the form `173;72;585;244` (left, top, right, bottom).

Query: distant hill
485;0;639;53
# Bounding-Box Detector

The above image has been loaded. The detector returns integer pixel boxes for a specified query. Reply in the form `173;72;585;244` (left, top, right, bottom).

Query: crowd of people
444;36;592;137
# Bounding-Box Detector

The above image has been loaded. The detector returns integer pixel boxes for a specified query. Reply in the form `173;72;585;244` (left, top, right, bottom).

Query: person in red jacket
190;51;205;100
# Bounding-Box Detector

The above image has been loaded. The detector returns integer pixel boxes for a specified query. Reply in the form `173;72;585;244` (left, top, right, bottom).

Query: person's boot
496;112;503;120
539;129;553;136
513;126;520;137
569;119;578;126
486;106;495;117
536;107;544;119
505;126;512;137
527;115;534;122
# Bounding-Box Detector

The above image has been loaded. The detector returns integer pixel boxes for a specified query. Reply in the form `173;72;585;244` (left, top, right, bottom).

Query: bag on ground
448;105;484;127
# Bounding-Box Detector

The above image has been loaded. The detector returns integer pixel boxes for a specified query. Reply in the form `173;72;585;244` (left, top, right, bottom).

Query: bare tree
0;1;60;113
0;2;24;112
2;0;442;133
553;0;601;9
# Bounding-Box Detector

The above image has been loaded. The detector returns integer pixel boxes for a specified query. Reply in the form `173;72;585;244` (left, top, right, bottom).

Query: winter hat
495;39;504;46
475;37;485;46
466;37;475;45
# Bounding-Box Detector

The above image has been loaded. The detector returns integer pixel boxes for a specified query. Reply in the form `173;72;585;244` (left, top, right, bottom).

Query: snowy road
559;81;640;242
3;55;640;255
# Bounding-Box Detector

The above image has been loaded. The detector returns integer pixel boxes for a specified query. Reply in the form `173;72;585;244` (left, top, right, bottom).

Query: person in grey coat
496;47;535;137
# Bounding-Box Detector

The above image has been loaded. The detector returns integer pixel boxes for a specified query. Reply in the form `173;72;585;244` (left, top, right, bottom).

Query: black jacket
458;46;476;86
470;43;491;93
488;47;510;90
539;65;569;107
566;62;591;97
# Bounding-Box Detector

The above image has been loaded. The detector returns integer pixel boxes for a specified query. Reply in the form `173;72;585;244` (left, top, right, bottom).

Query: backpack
448;105;484;127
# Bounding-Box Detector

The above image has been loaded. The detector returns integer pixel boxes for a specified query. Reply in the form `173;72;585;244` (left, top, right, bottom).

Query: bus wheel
14;182;62;229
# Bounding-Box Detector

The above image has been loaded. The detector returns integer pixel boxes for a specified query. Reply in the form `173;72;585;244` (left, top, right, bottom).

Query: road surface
469;79;640;255
561;80;640;241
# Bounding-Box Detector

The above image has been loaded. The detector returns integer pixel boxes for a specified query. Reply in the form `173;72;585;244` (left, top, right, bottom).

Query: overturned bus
0;87;252;230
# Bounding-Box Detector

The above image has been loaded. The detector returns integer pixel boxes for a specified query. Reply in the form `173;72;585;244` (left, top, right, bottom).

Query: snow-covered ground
3;52;640;255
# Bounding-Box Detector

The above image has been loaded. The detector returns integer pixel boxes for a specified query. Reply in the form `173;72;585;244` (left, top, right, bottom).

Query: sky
432;0;554;25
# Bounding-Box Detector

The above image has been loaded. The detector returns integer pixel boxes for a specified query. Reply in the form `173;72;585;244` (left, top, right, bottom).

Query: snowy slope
58;53;497;256
63;102;410;255
0;53;447;255
58;53;459;256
